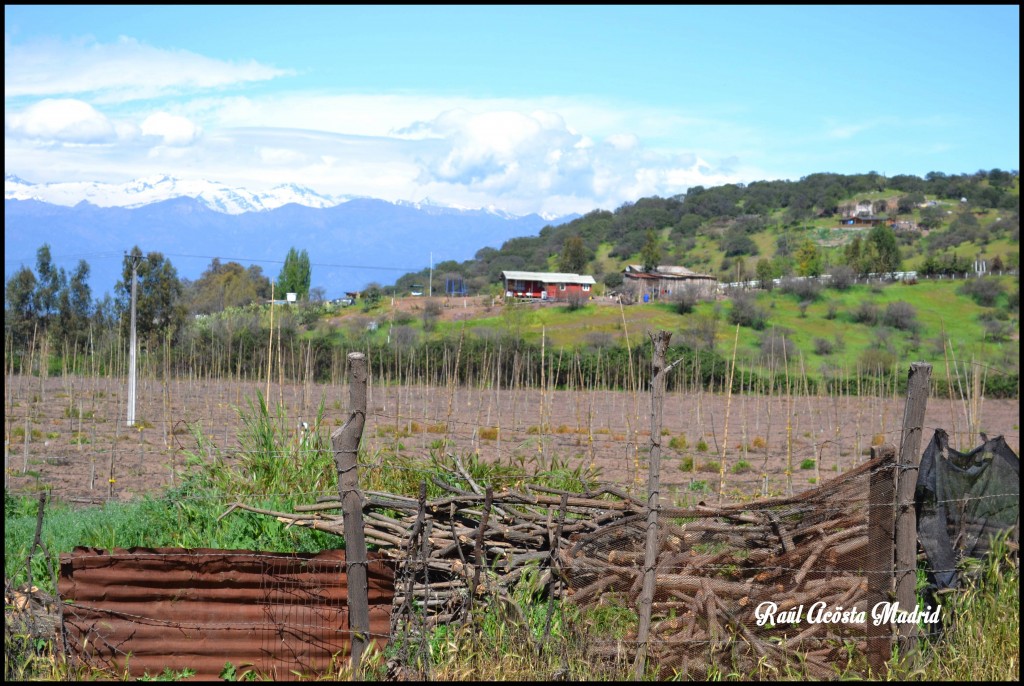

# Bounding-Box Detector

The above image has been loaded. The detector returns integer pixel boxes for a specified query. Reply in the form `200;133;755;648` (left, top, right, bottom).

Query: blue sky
5;4;1020;216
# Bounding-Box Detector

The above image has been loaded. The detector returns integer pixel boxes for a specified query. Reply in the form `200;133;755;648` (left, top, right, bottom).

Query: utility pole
126;253;139;427
429;252;433;297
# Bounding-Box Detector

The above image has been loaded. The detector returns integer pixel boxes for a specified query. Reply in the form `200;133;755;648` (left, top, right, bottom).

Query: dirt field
4;373;1019;506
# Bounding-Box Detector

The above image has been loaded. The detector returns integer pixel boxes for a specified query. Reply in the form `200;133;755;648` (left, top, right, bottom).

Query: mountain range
4;175;578;298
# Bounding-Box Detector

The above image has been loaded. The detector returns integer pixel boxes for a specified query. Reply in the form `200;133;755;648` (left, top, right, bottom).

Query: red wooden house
500;270;596;301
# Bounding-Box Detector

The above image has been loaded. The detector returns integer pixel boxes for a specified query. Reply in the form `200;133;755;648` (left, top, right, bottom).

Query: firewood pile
226;477;646;630
565;455;881;679
225;453;883;678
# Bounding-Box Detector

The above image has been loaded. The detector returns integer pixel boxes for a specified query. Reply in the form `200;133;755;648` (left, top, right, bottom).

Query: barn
500;270;596;302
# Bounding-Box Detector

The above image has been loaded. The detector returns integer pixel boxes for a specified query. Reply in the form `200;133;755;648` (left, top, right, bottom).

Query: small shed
500;271;596;301
623;265;717;301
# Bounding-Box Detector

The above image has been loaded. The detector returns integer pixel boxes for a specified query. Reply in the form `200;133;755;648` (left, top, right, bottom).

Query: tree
5;266;37;349
116;247;185;342
866;225;902;275
755;258;775;291
277;247;312;300
918;205;946;230
794;239;823;277
186;259;271;314
640;229;662;272
33;243;66;330
558;235;588;273
53;260;92;348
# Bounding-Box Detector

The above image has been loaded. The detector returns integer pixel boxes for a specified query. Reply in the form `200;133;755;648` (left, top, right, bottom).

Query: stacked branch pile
225;453;882;678
567;456;880;679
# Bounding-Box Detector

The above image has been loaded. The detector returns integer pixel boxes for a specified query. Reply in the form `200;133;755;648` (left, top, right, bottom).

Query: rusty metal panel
58;547;395;680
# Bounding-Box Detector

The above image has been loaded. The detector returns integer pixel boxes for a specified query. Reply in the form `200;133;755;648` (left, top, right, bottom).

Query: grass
902;534;1019;681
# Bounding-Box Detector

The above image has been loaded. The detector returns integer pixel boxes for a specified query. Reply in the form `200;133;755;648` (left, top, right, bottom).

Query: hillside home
500;271;596;301
622;265;718;301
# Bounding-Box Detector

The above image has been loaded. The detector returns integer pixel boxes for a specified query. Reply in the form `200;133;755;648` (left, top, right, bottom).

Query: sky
4;4;1020;218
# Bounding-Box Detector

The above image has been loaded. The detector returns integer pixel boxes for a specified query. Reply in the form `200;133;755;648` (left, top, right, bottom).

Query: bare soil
4;373;1019;505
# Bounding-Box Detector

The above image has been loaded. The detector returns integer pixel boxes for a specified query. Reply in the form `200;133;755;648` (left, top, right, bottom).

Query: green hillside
388;170;1019;297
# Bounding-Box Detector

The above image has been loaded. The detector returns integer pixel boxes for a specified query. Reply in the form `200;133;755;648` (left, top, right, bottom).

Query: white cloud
4;58;759;215
4;35;291;102
140;112;199;146
5;98;116;143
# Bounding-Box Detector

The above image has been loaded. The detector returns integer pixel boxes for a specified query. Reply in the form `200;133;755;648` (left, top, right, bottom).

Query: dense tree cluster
183;258;271;314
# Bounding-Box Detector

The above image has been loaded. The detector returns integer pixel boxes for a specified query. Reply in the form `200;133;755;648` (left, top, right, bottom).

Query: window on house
582;284;591;291
558;283;566;291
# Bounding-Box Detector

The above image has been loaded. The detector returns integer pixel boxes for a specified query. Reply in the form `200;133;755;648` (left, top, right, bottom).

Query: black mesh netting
915;429;1020;591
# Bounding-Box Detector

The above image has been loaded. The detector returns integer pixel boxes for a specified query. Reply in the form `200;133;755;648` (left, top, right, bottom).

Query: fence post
332;351;369;677
867;443;897;675
633;330;671;680
895;362;932;655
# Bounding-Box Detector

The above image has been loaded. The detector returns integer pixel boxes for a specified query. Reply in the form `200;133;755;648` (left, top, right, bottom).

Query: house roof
624;265;715;280
500;270;596;285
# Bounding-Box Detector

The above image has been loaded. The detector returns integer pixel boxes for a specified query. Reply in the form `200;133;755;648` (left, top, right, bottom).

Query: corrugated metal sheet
58;547;395;680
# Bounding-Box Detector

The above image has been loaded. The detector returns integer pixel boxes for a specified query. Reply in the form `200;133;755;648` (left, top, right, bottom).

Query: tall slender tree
277;247;312;300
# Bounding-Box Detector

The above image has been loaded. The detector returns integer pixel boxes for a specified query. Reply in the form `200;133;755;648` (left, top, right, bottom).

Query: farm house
622;264;718;301
500;270;596;301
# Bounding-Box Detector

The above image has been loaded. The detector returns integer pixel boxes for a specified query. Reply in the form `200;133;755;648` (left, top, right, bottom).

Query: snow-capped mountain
4;174;353;214
3;174;558;219
5;178;580;298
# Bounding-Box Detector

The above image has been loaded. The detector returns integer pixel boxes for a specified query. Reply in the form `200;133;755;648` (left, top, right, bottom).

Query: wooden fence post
895;362;931;654
867;443;897;675
633;330;672;680
332;351;369;677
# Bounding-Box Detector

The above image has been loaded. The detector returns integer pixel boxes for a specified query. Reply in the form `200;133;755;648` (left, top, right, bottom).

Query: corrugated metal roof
625;265;715;280
500;270;596;285
58;547;395;680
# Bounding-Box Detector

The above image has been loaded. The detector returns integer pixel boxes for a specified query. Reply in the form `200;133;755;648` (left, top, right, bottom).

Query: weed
731;459;752;474
668;435;688;450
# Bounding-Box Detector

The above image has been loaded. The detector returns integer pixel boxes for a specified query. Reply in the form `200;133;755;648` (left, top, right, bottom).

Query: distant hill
4;195;579;298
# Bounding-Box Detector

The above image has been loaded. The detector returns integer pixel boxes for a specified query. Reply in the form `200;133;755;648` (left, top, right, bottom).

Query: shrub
564;291;588;311
829;265;855;290
882;301;919;331
731;460;752;474
759;328;797;365
696;439;709;452
813;337;834;356
728;291;768;330
478;427;499;441
780;276;823;301
852;301;880;325
670;287;700;315
800;459;816;470
668;435;688;450
859;346;897;375
958;277;1005;307
679;456;694;472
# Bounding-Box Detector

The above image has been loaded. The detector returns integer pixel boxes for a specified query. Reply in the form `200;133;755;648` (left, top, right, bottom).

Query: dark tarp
915;429;1019;591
